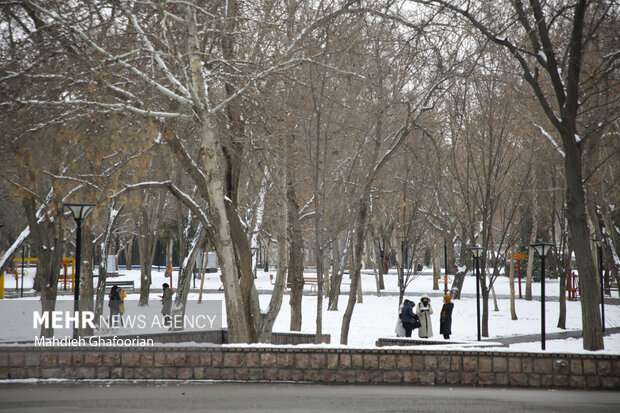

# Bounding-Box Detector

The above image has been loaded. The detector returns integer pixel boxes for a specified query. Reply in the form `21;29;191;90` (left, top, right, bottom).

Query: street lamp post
530;242;555;350
64;203;95;339
20;245;25;297
592;238;605;333
469;246;485;342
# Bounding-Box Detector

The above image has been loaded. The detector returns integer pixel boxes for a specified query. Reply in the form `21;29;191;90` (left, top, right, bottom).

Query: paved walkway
4;289;620;306
484;326;620;345
3;383;620;413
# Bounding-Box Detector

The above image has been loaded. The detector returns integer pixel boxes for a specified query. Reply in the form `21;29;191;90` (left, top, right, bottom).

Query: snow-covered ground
2;266;619;354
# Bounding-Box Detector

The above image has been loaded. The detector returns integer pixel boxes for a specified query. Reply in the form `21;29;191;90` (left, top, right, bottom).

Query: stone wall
1;346;618;389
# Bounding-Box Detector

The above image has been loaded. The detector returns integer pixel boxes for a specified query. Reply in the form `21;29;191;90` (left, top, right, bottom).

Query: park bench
303;276;318;293
270;273;289;289
270;273;351;293
104;280;135;293
305;276;354;293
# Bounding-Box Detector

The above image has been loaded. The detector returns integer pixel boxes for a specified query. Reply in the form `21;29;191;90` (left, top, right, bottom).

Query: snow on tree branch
534;123;565;158
110;181;214;239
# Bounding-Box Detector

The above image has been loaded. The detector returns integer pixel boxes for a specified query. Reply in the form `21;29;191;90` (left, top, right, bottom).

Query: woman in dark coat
440;294;454;339
108;285;122;327
400;299;416;338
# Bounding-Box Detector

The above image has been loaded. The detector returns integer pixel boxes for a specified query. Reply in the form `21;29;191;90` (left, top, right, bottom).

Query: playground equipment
0;257;36;298
7;268;19;289
567;271;580;301
514;252;527;299
0;257;76;298
58;257;76;291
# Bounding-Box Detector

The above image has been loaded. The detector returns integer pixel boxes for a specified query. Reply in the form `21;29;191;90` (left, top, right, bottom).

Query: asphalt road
1;382;619;412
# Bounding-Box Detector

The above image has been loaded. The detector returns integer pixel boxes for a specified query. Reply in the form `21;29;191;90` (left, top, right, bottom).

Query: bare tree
416;0;618;350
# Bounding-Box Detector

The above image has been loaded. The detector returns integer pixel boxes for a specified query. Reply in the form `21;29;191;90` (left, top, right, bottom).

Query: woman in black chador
440;294;454;340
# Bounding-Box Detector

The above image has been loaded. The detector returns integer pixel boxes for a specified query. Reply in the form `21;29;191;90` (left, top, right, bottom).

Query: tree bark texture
287;185;305;330
340;195;369;345
79;229;95;337
23;197;64;338
125;236;134;270
171;225;205;328
509;247;517;320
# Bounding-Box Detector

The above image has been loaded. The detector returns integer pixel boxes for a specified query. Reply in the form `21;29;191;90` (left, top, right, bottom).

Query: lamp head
530;242;555;257
64;203;95;221
468;246;486;258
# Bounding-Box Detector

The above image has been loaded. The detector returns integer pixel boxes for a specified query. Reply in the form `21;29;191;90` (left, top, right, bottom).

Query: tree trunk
372;233;385;293
137;230;156;306
509;247;518;320
490;272;499;312
340;194;369;345
258;175;288;342
481;286;490;338
166;238;173;271
23;197;63;338
287;165;305;331
197;113;249;342
563;136;603;350
450;239;469;299
323;254;331;298
478;258;490;338
525;200;538;301
288;216;304;330
40;287;59;338
557;244;571;329
38;245;64;338
315;246;325;344
328;234;349;311
79;229;95;337
329;268;344;311
171;224;205;329
125;235;134;270
227;203;259;343
94;204;124;323
183;3;249;343
432;247;440;290
372;238;382;297
263;239;270;272
198;240;208;304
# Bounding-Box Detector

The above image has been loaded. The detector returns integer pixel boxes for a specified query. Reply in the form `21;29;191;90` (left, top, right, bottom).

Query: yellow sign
514;253;527;260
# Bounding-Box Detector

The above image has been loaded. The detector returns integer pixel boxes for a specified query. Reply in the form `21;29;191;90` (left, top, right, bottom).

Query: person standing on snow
118;287;127;327
440;294;454;339
160;283;173;327
400;299;417;338
416;294;433;338
108;285;122;328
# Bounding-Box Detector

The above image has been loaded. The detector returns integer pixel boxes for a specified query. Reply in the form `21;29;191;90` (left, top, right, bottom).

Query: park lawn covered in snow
1;267;619;354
